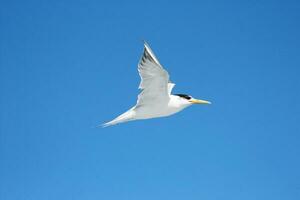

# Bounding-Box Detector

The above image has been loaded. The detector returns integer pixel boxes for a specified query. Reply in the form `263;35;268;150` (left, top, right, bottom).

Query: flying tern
103;42;211;127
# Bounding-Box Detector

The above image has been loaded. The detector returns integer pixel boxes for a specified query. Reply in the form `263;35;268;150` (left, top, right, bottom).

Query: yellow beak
189;98;211;104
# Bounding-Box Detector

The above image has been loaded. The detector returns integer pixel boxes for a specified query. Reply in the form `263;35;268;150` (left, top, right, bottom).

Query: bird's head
174;94;211;106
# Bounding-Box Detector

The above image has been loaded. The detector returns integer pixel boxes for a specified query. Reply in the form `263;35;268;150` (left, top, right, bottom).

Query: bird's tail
101;108;135;127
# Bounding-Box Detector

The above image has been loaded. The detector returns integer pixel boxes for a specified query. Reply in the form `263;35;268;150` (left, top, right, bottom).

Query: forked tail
102;109;135;127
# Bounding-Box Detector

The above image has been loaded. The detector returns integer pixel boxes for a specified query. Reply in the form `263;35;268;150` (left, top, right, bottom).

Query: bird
103;41;211;127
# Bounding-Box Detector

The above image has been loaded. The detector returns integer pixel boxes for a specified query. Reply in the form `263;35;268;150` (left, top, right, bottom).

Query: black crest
174;94;192;100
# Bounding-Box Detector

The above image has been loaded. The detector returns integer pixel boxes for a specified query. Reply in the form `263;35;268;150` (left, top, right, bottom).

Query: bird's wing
136;42;175;106
167;83;175;95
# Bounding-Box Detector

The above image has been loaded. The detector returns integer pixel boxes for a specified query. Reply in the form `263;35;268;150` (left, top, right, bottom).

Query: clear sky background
1;0;300;200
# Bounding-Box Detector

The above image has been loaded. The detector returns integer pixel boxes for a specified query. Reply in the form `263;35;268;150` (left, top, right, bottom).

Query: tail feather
102;109;135;127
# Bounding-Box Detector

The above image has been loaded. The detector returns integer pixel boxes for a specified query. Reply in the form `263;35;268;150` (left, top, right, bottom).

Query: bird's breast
134;100;189;120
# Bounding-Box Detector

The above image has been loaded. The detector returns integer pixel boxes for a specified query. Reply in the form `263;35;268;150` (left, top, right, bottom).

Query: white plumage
103;42;210;127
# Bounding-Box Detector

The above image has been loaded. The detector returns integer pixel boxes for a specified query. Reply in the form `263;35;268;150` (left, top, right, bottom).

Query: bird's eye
175;94;191;100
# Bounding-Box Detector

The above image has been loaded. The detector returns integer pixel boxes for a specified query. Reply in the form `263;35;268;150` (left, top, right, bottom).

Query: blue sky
1;0;300;199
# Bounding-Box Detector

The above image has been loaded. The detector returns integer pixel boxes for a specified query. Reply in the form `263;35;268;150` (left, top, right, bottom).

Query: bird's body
103;95;190;127
135;95;189;119
103;42;210;127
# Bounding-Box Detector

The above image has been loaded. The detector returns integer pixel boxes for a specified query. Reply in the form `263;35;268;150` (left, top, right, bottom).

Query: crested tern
103;42;211;127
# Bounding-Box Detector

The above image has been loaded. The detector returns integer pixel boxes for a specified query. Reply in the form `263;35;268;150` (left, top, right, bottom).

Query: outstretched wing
137;42;175;106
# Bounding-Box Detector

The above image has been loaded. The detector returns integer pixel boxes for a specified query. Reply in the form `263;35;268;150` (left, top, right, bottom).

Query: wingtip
142;40;150;48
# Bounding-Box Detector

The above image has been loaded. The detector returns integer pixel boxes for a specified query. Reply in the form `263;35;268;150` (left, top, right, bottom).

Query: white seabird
103;42;210;127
